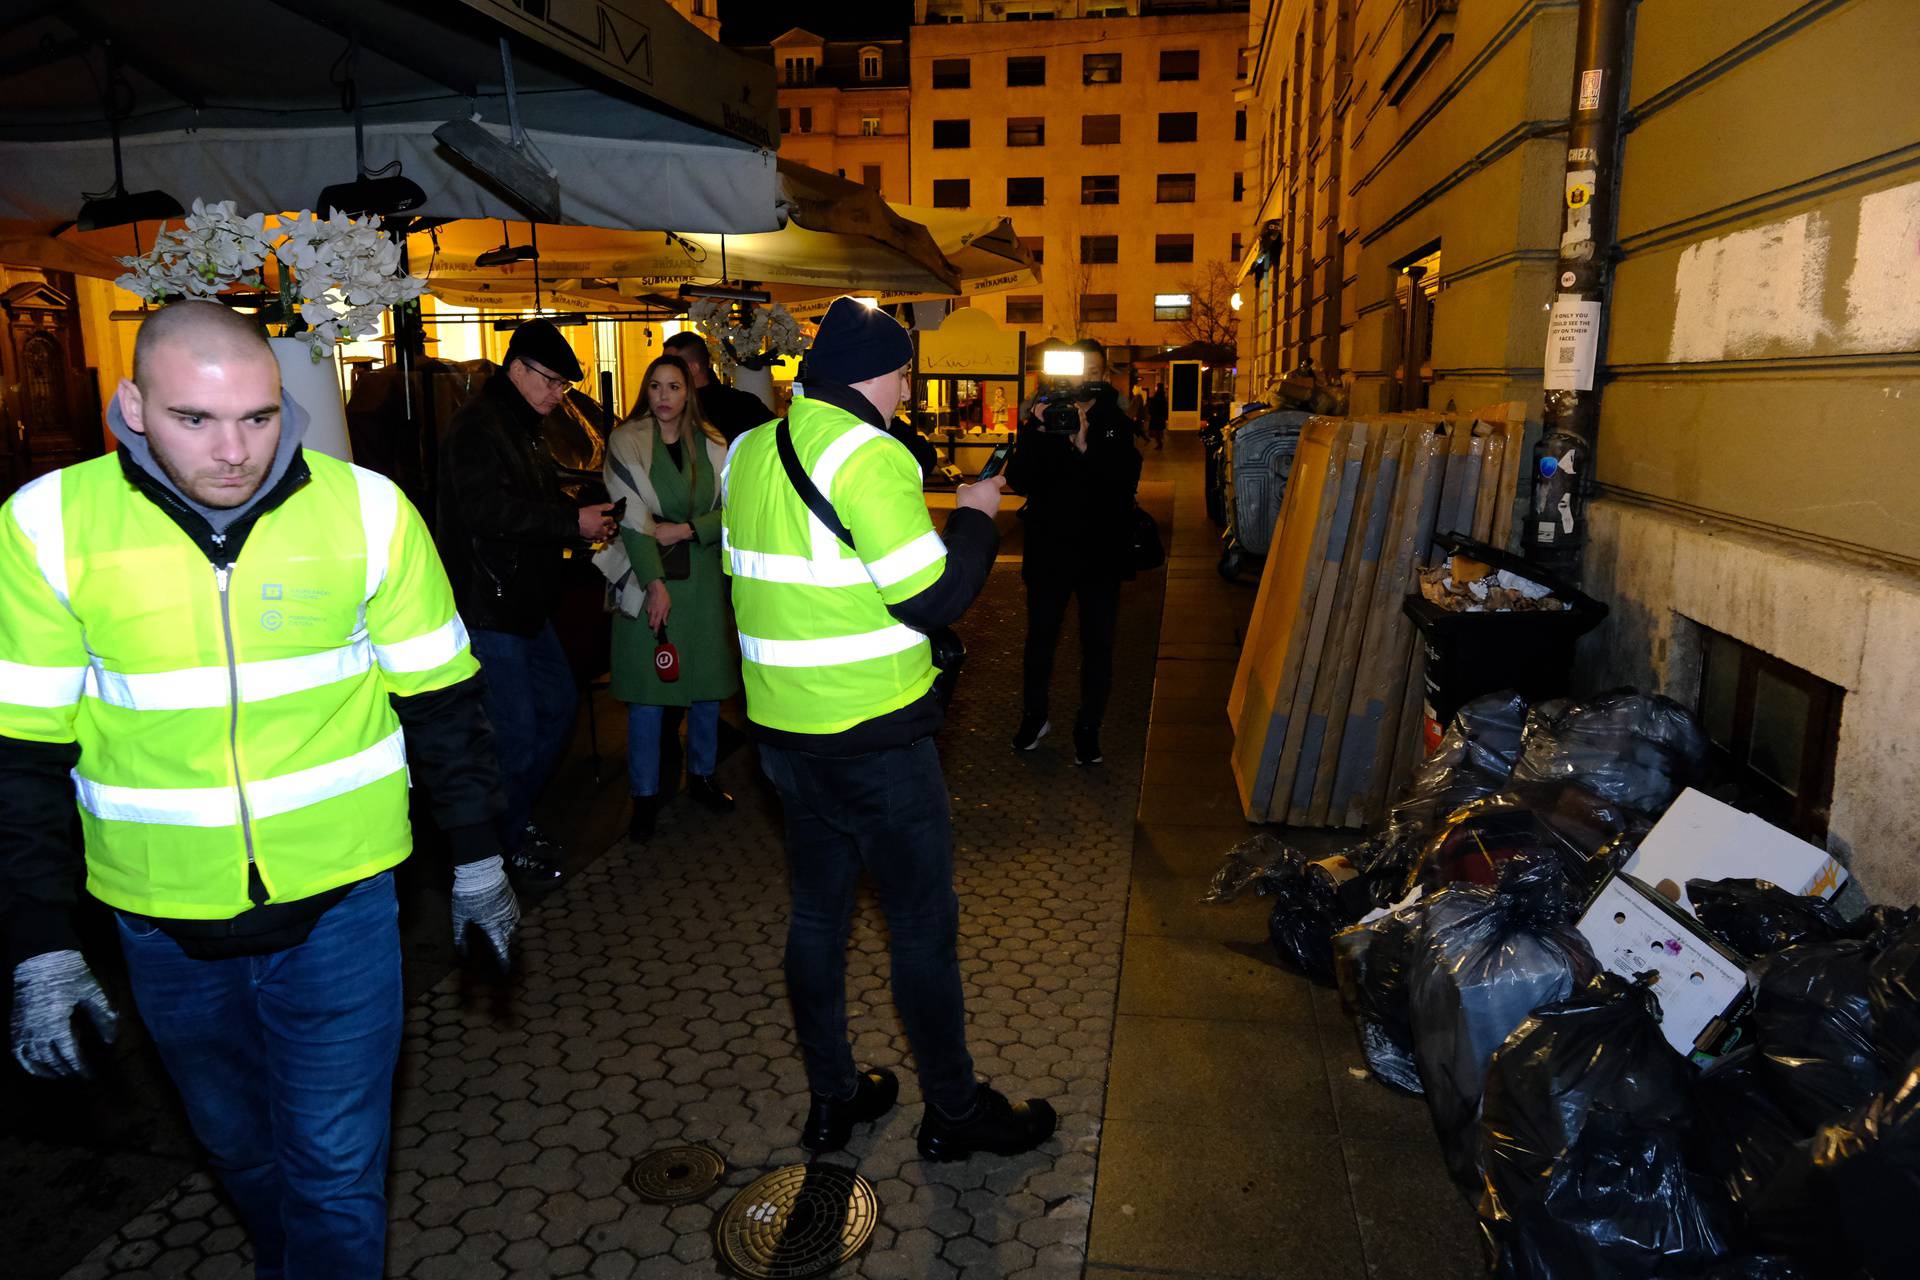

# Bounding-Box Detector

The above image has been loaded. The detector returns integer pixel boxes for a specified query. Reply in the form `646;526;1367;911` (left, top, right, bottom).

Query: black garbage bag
1688;1048;1825;1258
1410;857;1600;1186
1416;785;1637;900
1688;879;1852;959
1753;937;1895;1132
1333;898;1430;1095
1702;1257;1818;1280
1869;919;1920;1062
1813;1049;1920;1280
1478;973;1733;1279
1390;690;1530;832
1510;691;1709;814
1203;835;1365;985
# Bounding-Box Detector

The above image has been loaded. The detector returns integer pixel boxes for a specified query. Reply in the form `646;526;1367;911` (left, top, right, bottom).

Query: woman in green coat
601;354;741;840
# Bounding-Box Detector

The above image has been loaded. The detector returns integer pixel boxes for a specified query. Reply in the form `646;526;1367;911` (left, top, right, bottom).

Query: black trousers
1022;566;1122;730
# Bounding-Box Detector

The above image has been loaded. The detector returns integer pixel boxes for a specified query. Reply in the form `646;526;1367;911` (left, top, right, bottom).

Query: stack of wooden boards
1227;405;1529;826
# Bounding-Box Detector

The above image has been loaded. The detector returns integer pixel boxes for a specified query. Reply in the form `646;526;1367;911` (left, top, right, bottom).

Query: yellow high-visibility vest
721;394;947;735
0;452;476;919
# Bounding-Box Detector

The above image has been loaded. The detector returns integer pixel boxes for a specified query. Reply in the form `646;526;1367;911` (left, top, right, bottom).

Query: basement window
1697;627;1843;840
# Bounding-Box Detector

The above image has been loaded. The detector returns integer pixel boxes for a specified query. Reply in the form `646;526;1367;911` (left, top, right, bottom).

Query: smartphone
975;442;1013;482
607;497;627;522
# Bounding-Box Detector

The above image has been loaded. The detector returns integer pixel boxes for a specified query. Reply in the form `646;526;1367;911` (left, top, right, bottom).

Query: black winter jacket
1006;396;1142;581
437;374;582;635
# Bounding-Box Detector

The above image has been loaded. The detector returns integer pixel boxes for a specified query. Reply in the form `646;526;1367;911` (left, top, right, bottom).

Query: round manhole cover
628;1145;727;1205
714;1164;879;1279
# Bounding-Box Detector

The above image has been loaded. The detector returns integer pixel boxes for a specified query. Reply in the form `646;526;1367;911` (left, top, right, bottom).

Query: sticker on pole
1578;68;1605;112
1543;295;1602;391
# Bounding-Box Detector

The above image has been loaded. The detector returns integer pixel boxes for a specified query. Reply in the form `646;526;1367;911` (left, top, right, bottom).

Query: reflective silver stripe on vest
72;727;407;827
805;424;888;560
737;624;927;668
352;465;400;623
84;639;376;711
723;528;870;588
0;657;87;708
373;615;471;674
9;470;69;606
864;529;946;590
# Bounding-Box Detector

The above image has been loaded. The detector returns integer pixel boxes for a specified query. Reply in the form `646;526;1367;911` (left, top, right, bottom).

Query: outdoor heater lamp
680;283;772;305
432;38;562;224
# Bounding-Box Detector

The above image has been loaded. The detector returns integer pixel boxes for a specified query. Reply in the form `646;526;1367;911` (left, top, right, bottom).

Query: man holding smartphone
723;297;1058;1162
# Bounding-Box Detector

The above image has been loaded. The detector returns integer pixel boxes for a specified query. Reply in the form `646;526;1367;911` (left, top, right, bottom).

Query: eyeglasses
520;359;575;390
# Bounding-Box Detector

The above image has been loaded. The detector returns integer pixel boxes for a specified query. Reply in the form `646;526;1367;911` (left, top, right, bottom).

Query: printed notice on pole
1543;295;1602;391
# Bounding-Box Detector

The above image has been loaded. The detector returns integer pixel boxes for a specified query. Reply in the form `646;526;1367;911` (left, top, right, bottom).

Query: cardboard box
1576;872;1752;1059
1623;788;1846;915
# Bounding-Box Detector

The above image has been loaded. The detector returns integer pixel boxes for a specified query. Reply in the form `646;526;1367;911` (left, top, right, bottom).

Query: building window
1007;177;1045;206
1157;112;1198;143
1081;114;1121;146
932;58;970;89
1088;4;1129;15
1156;172;1196;203
1007;116;1045;147
1231;231;1243;262
1006;295;1044;325
1159;49;1199;81
932;179;970;208
1233;173;1246;201
1005;3;1057;17
1235;107;1247;141
783;56;816;86
1081;174;1119;205
932;119;971;149
862;164;883;191
1019;236;1044;264
796;107;813;134
1082;53;1122;85
777;107;790;133
1154;234;1194;264
1080;234;1118;264
1389;244;1441;411
1154;292;1193;321
861;116;882;137
1081;293;1118;324
1007;56;1046;87
1698;627;1843;839
859;46;882;81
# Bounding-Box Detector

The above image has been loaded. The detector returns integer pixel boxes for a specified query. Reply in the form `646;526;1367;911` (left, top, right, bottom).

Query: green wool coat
609;429;741;707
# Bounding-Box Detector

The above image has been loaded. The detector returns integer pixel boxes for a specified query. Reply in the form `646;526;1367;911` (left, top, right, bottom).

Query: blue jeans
116;874;404;1280
470;622;577;849
759;739;977;1114
627;700;720;796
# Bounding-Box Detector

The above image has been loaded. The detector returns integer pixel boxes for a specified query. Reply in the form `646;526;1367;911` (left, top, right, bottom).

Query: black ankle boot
916;1084;1057;1162
686;774;735;813
800;1066;899;1153
628;794;657;842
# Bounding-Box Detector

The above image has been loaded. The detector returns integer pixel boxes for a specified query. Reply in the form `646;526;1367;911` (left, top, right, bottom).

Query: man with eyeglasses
438;319;616;894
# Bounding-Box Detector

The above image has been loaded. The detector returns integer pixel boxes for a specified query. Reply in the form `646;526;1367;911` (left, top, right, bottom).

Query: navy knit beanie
803;297;914;387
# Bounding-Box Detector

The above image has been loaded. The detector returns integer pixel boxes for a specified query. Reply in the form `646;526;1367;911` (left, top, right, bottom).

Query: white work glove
450;855;520;971
11;949;119;1079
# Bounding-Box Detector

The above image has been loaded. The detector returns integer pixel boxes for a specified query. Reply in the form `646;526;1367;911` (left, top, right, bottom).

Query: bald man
0;301;516;1278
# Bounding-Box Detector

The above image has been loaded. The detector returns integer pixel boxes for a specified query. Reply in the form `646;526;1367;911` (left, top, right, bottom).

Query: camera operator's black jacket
1007;395;1142;581
437;373;580;636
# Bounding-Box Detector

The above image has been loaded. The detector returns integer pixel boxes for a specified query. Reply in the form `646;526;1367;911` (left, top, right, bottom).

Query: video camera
1035;379;1109;434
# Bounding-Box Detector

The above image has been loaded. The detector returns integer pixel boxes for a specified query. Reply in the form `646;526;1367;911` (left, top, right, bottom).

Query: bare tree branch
1175;259;1241;348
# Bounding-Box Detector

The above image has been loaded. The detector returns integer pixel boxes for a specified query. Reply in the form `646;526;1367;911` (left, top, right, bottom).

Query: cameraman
1007;363;1142;765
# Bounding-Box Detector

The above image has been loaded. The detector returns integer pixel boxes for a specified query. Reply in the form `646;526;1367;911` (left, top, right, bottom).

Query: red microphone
653;626;681;683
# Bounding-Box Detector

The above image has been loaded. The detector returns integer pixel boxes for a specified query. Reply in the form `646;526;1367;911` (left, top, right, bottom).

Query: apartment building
1236;0;1920;903
731;29;912;201
910;1;1250;362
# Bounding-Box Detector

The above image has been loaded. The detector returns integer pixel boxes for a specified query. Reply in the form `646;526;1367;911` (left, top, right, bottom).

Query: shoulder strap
775;418;855;550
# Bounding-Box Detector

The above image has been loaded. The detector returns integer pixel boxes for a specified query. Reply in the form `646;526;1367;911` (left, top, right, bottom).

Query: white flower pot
732;364;774;411
270;337;353;463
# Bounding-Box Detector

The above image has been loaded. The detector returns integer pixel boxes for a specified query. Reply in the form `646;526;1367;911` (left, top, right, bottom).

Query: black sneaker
917;1085;1057;1162
800;1066;900;1154
1012;715;1051;753
1073;725;1103;766
686;774;735;813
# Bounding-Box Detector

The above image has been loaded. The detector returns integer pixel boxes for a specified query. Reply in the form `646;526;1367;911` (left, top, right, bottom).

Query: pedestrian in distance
437;318;615;895
1008;353;1144;766
663;331;778;444
1147;381;1169;452
599;355;739;842
722;296;1059;1162
0;301;517;1279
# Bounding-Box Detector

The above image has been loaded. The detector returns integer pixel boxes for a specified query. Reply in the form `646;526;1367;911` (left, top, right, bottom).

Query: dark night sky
719;1;914;44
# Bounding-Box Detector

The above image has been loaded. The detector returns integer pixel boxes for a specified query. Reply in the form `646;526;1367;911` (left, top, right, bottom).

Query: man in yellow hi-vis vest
0;302;517;1278
723;297;1057;1162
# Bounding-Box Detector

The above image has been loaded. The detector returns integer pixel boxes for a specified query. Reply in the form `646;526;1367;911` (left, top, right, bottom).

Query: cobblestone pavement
50;551;1166;1279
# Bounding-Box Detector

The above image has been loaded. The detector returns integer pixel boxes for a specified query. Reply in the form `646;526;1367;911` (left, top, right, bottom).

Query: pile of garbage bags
1206;689;1920;1276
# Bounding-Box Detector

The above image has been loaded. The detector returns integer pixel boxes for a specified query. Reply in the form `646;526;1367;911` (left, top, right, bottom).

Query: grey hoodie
107;388;312;534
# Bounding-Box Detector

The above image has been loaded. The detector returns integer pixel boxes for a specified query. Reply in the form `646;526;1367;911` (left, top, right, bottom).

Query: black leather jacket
436;374;581;635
